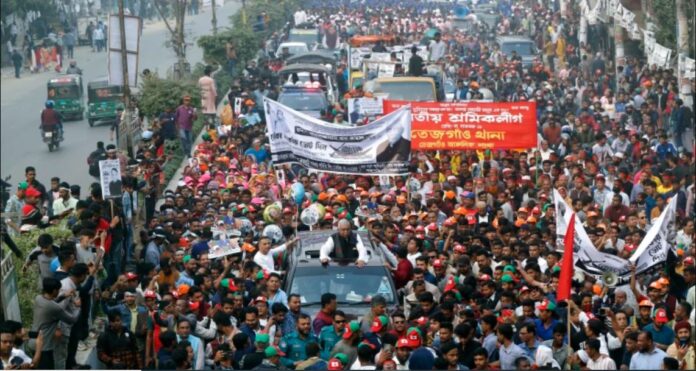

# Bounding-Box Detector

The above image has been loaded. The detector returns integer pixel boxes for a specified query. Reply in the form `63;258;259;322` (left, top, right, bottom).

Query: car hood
301;304;400;322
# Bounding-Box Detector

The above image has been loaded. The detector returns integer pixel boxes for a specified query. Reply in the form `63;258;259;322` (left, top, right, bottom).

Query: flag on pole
557;213;575;301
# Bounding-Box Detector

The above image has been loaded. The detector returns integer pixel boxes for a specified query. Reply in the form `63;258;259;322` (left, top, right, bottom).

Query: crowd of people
2;0;695;370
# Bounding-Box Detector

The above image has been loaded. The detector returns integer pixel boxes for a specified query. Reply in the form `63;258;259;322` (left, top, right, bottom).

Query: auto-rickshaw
86;78;124;127
348;35;395;48
47;75;84;121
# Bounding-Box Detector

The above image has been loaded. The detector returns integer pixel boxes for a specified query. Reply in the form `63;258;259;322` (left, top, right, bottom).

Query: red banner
383;101;538;150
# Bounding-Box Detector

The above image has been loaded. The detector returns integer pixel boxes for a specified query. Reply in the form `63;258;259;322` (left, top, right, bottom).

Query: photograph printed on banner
347;97;384;124
99;159;123;199
264;98;412;175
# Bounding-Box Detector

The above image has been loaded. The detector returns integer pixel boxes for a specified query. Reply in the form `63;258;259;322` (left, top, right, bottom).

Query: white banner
99;159;123;199
650;43;672;69
264;98;412;175
629;196;677;274
679;55;696;79
347;97;384;124
553;189;632;280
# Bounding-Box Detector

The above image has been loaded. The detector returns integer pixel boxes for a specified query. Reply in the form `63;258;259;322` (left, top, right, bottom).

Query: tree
153;0;188;78
137;73;201;120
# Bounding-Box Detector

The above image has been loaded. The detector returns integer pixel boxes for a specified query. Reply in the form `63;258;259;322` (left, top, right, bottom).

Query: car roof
279;41;308;47
375;76;436;84
279;63;332;74
286;51;337;66
290;230;385;267
496;36;535;42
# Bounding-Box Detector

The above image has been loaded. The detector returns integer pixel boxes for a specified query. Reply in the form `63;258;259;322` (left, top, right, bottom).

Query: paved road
0;2;240;190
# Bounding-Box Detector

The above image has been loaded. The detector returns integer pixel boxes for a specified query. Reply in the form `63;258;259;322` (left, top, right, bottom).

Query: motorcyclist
66;60;82;75
40;100;63;139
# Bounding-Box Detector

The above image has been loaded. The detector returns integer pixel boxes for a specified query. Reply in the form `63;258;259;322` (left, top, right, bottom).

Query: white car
276;42;309;58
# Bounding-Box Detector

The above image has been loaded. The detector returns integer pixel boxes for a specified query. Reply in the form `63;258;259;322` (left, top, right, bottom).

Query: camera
11;356;25;366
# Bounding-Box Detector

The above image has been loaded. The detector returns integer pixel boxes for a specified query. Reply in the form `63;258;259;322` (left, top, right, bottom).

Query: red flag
556;213;575;301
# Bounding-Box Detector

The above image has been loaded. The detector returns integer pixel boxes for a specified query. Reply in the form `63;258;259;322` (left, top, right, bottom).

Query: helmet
45;100;55;108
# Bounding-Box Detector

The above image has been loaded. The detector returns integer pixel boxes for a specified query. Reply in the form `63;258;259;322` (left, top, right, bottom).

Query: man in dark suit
376;124;411;162
108;168;122;197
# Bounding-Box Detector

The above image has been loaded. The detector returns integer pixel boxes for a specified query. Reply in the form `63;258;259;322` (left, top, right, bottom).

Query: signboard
1;255;21;322
347;97;384;124
208;238;242;259
99;159;123;199
383;100;538;150
265;98;412;175
108;14;142;87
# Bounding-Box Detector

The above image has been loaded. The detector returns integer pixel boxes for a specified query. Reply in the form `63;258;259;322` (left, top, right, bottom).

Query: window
290;266;396;305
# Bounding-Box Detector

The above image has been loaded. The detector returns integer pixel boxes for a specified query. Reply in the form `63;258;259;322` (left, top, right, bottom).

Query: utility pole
118;0;132;155
211;0;218;35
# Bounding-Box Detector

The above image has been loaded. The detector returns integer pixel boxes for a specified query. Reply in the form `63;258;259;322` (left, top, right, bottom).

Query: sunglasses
334;319;346;324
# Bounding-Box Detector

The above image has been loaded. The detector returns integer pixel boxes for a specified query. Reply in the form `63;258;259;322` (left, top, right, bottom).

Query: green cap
501;274;514;283
503;265;516;273
264;346;284;358
18;181;28;190
256;333;270;344
202;132;211;141
406;327;422;337
334;353;349;365
552;266;561;273
256;270;266;280
183;255;191;264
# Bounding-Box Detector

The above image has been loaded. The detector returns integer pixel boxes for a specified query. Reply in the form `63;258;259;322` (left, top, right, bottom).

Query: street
0;1;240;190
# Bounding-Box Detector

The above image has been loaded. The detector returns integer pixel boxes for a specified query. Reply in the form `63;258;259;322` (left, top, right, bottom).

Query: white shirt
429;40;446;61
407;252;422;267
253;244;288;274
0;348;32;368
586;354;616;370
52;196;78;216
319;233;370;263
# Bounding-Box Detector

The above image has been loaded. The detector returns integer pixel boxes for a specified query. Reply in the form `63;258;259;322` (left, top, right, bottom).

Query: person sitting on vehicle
320;219;369;267
40;100;63;138
65;60;82;75
343;81;373;100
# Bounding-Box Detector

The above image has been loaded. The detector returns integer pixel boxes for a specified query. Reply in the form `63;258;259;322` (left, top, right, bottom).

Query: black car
284;230;399;320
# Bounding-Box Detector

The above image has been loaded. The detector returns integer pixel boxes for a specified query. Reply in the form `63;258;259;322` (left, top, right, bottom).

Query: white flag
629;196;678;274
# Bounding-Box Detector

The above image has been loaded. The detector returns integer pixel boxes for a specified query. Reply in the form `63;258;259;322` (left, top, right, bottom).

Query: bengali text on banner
383;100;538;150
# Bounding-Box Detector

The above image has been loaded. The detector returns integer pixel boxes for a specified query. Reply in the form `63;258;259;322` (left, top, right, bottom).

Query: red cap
684;256;695;266
426;223;438;231
144;290;157;299
404;225;414;232
432;259;443;268
639;299;654;307
396;338;412;349
327;359;344;370
453;244;466;253
478;274;492;281
406;329;422;348
415;225;425;233
654;308;668;323
125;272;138;281
282;207;293;214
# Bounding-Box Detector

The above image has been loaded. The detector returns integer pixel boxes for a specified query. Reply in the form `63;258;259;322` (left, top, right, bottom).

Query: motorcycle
42;127;63;152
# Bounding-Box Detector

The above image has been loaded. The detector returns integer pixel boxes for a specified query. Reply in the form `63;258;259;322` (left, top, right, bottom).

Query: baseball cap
654;308;668;323
343;321;361;339
17;181;28;190
25;187;41;198
537;300;556;311
648;281;663;290
432;259;444;268
406;327;422;348
638;299;654;307
684;256;695;266
500;274;514;283
125;272;138;281
264;346;285;358
334;353;349;365
396;338;412;349
144;290;157;299
327;358;344;371
370;315;389;333
256;333;270;344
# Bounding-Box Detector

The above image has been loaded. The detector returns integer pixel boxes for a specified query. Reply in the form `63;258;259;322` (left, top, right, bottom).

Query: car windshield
290;266;396;306
289;31;318;46
501;42;535;56
88;87;122;101
48;85;81;99
279;92;327;111
280;44;309;55
444;79;455;93
377;81;435;101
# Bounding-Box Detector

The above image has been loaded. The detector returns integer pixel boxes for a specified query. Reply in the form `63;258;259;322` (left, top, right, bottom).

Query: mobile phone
28;331;39;339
